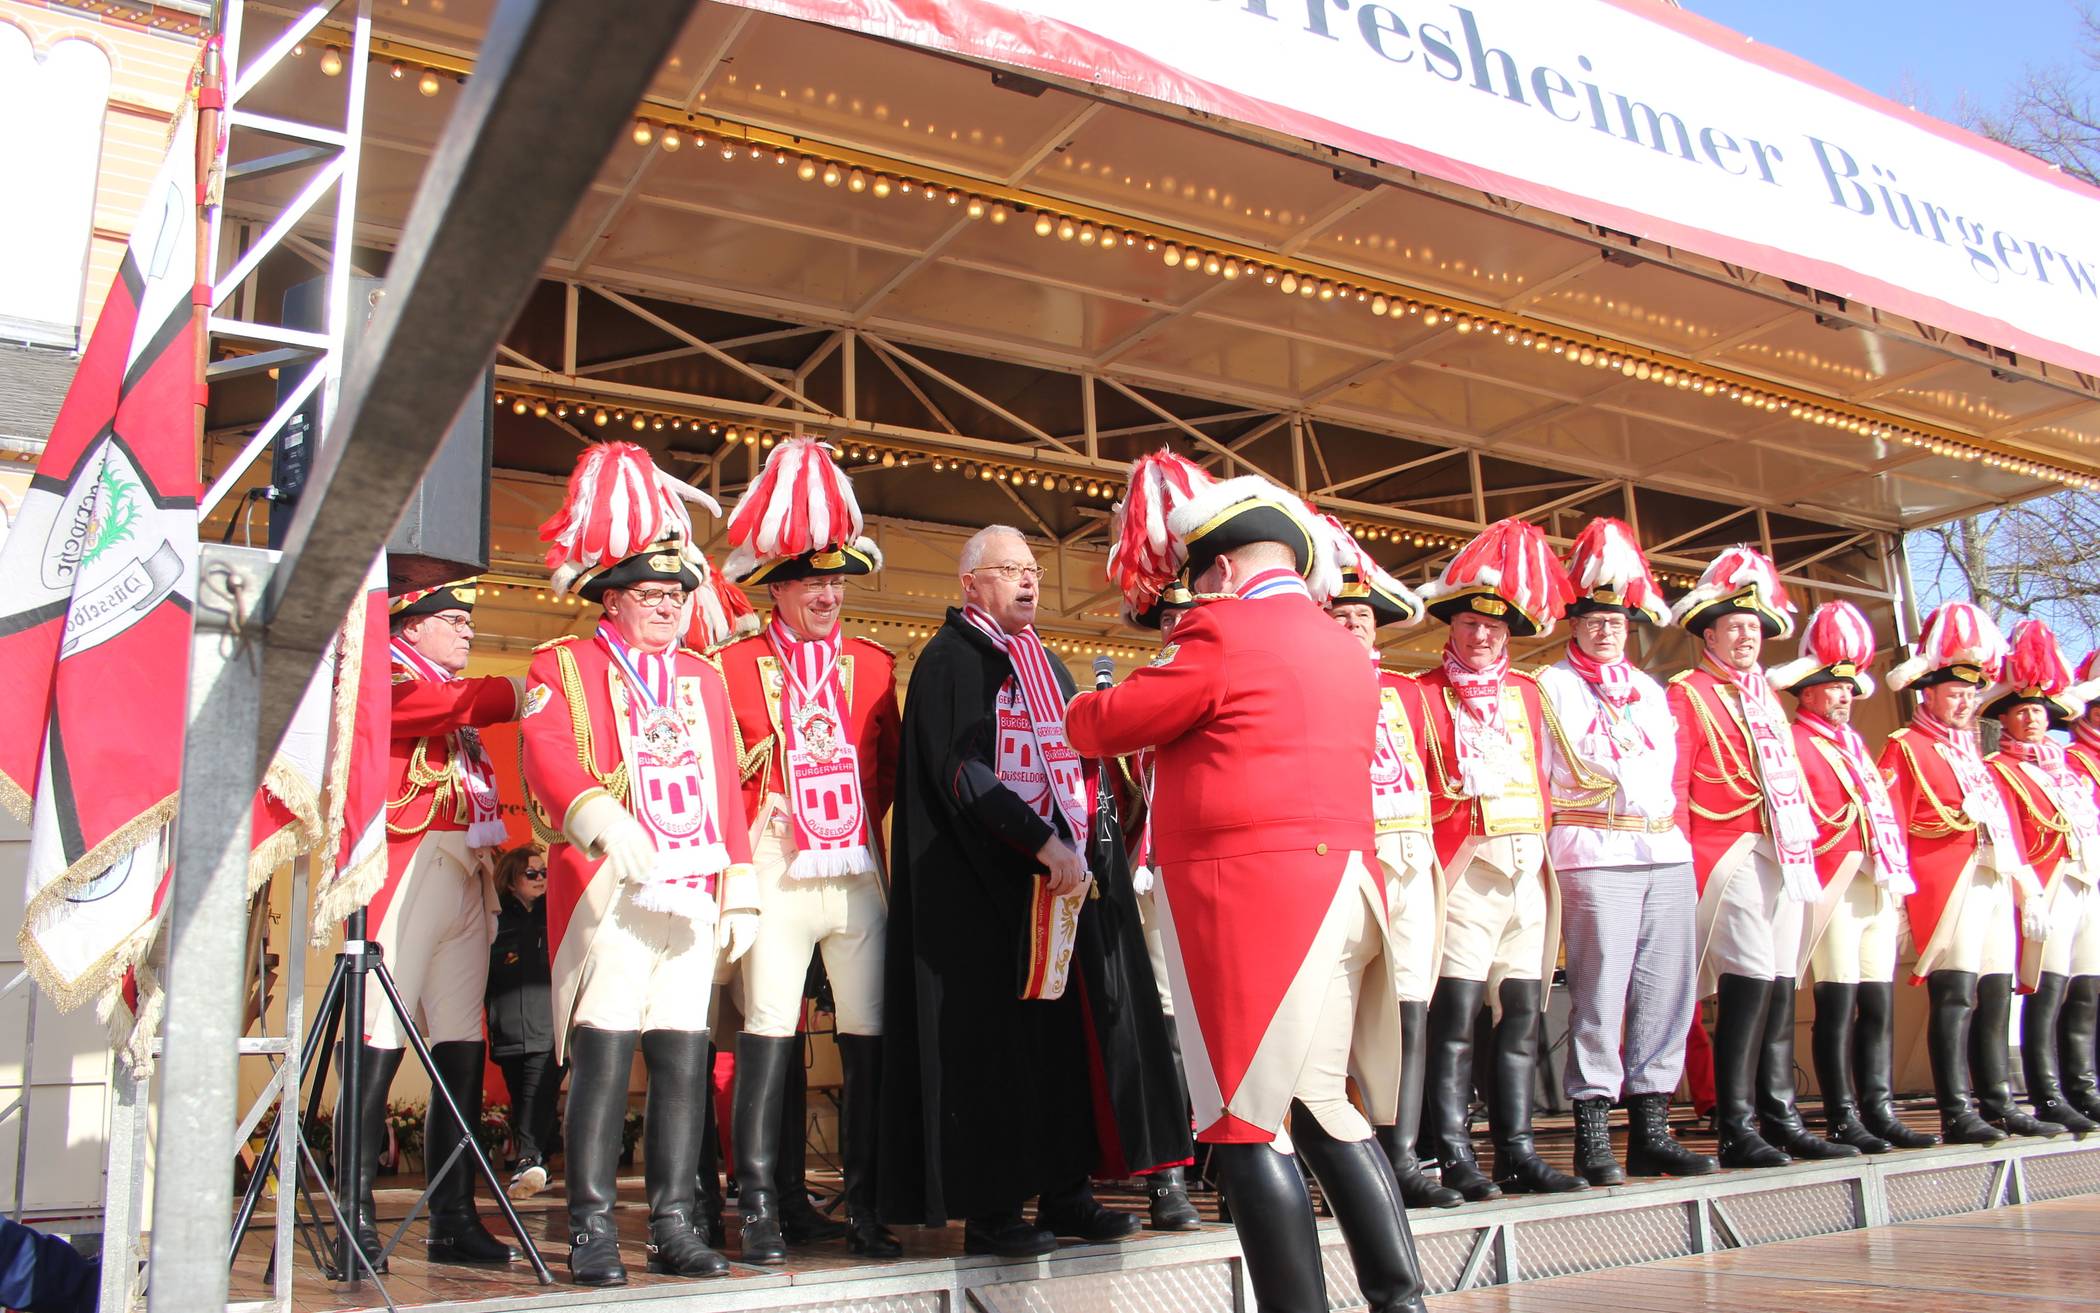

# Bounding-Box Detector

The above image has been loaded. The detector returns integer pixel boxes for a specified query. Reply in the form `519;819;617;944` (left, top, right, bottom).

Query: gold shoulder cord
557;645;629;806
1992;760;2071;865
384;736;460;836
1412;687;1470;827
1534;684;1616;810
1891;737;1975;839
1683;686;1762;822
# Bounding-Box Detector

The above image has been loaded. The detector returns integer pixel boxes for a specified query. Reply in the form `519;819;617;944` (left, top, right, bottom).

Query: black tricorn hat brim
1425;588;1545;639
389;581;478;621
579;551;704;602
742;543;881;586
1182;504;1313;585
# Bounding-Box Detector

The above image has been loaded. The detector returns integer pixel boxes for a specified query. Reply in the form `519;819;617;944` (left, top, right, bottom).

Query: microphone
1093;656;1116;690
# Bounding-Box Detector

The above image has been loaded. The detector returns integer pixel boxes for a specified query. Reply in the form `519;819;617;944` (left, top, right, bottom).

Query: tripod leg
229;959;346;1265
370;961;554;1284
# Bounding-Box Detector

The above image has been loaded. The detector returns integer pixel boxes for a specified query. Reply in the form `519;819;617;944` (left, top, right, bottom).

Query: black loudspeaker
270;274;491;591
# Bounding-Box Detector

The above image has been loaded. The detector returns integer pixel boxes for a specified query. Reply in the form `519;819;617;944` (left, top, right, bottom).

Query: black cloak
878;608;1192;1225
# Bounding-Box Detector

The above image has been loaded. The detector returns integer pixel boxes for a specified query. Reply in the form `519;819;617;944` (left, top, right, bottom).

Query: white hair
959;524;1028;577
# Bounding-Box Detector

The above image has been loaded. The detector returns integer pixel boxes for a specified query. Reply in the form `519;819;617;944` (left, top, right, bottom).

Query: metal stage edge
315;1135;2100;1312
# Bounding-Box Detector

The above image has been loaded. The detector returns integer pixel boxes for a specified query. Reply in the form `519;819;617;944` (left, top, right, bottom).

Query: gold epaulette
849;634;899;661
1886;726;1913;742
1666;669;1698;687
1509;666;1542;684
703;632;759;659
532;634;578;654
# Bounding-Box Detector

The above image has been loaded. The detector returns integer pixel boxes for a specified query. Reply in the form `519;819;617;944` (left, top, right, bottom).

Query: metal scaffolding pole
147;1;697;1307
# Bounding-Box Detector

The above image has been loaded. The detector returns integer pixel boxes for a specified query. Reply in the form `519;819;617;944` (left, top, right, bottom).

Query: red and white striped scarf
1441;640;1514;797
960;605;1090;852
1797;709;1913;892
389;638;506;847
1705;653;1820;900
595;623;728;915
765;617;874;877
1566;642;1639;709
1909;708;2021;859
1369;650;1427;821
1999;732;2100;869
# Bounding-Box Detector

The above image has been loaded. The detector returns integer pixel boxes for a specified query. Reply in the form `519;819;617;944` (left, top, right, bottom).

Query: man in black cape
880;525;1193;1258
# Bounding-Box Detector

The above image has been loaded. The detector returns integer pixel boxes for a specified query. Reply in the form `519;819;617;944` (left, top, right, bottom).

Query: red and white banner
730;0;2100;374
0;101;204;1018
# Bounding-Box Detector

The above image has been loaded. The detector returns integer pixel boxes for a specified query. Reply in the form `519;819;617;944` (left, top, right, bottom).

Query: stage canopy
202;0;2100;672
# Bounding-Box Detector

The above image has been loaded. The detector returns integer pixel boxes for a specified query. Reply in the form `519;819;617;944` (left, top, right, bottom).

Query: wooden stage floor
1431;1193;2100;1311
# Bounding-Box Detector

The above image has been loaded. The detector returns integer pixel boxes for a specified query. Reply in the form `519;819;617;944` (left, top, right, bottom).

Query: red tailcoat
522;636;752;1057
1792;724;1867;886
1988;753;2074;888
1401;668;1552;870
2069;742;2100;801
1878;727;1983;980
710;631;901;846
370;668;519;934
1065;589;1396;1143
1667;668;1774;890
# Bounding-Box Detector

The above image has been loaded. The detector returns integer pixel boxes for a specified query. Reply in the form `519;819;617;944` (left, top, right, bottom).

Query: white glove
2022;897;2049;942
719;910;760;962
569;795;659;886
1130;864;1156;898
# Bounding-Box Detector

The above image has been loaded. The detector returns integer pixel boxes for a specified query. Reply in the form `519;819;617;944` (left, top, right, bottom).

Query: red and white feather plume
686;568;759;649
540;441;720;596
1422;517;1577;635
1668;545;1795;637
1768;600;1879;695
1887;600;2009;690
1562;517;1668;624
2001;618;2074;696
722;437;881;583
1107;448;1214;612
2072;648;2100;705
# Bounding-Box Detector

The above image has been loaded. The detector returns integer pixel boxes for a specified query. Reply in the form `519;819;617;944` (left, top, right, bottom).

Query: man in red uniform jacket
711;437;902;1262
341;579;522;1272
523;442;759;1286
1412;518;1582;1200
1879;601;2048;1145
1666;548;1849;1168
1984;620;2095;1136
1770;602;1932;1156
2064;647;2100;1123
1067;474;1424;1313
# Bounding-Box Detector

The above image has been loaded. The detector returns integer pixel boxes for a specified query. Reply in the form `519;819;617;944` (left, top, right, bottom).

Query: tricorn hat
1562;517;1668;625
1109;448;1213;628
1769;600;1878;696
539;441;720;602
1671;546;1794;638
1887;601;2007;693
1167;473;1337;601
1420;518;1574;639
1982;618;2082;722
388;577;479;622
1324;516;1423;629
722;437;883;586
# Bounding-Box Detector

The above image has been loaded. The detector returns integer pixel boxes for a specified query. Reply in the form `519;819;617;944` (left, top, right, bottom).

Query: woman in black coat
487;846;562;1198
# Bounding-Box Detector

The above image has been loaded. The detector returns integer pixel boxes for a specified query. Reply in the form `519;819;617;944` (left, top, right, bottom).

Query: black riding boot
694;1044;725;1247
1929;970;2003;1143
733;1033;796;1263
1211;1142;1328;1313
1976;972;2065;1137
836;1034;904;1256
1624;1092;1715;1176
1714;974;1789;1167
1855;981;1938;1149
1811;982;1888;1153
1488;980;1586;1194
776;1050;850;1243
1571;1098;1624;1186
2023;972;2097;1135
425;1040;520;1265
640;1030;730;1277
2061;974;2100;1122
346;1044;403;1274
1756;978;1858;1160
1380;1001;1461;1208
1291;1103;1429;1313
565;1027;639;1287
1421;978;1498;1201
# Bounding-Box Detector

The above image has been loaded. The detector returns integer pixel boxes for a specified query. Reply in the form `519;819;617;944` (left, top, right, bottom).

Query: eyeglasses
432;612;474;632
623;587;689;609
522;866;548;879
973;564;1045;582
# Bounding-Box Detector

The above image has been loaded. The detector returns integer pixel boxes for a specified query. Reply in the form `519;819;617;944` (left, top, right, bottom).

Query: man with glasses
883;524;1187;1259
340;578;524;1272
1537;520;1713;1185
710;439;902;1262
524;442;760;1286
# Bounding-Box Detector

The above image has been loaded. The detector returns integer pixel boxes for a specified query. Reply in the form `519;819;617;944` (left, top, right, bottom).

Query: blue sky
1684;1;2089;121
